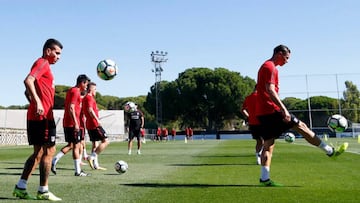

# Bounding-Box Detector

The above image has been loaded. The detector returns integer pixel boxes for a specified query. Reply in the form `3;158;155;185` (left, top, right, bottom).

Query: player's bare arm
69;103;79;131
88;107;101;126
266;83;290;122
24;75;44;115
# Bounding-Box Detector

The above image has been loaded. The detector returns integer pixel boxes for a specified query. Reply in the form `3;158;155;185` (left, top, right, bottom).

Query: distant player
162;127;168;141
140;127;146;143
126;103;144;155
171;128;176;141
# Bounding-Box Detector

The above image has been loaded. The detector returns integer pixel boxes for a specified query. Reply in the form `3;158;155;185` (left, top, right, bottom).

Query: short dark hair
43;38;63;52
76;74;90;85
87;82;97;92
273;45;290;55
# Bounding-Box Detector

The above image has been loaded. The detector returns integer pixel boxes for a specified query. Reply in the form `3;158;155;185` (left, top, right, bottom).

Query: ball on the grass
115;160;128;174
97;59;118;80
284;132;295;143
327;114;348;132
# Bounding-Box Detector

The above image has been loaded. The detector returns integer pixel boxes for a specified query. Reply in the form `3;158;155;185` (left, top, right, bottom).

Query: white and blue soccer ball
115;160;128;174
123;101;137;113
284;132;296;143
327;114;348;132
97;59;118;81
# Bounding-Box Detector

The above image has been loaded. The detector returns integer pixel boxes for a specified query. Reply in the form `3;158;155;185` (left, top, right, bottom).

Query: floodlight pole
151;50;168;125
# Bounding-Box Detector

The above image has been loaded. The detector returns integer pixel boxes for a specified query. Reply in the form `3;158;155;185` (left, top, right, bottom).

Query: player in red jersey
156;127;161;141
171;128;176;141
162;127;168;141
255;45;348;187
140;127;146;143
62;74;91;176
82;82;109;170
52;90;89;173
13;39;63;201
241;87;263;165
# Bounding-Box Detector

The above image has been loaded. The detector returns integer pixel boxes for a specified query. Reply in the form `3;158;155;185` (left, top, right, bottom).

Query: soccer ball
123;101;137;113
284;132;295;143
114;160;128;174
97;59;118;80
327;114;348;132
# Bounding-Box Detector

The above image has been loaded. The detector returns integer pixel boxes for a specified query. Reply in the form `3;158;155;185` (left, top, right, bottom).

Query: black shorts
249;125;263;140
88;126;107;142
257;111;299;140
27;119;56;146
64;127;84;143
129;129;141;140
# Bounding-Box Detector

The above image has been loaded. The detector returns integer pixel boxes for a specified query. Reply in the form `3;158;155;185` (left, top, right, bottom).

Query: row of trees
2;68;360;130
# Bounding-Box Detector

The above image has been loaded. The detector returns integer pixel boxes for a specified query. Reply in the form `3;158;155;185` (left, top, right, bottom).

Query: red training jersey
82;94;99;130
255;60;280;116
242;91;260;125
63;87;82;127
27;58;55;120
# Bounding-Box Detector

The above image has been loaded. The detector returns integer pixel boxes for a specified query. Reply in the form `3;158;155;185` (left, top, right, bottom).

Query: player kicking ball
255;45;348;187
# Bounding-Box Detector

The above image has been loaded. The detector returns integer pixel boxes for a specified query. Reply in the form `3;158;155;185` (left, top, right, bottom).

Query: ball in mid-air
115;160;128;174
97;59;118;80
327;114;348;132
284;132;295;143
123;101;137;113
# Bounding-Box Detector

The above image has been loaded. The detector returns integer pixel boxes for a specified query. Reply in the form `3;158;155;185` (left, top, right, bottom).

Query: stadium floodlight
150;50;168;125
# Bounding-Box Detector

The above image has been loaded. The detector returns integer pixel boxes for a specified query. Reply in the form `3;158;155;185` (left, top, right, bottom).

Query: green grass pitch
1;138;360;202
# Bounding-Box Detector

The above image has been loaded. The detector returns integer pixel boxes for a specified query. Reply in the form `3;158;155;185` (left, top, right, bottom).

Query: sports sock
83;151;88;160
94;156;99;168
74;159;81;174
53;151;64;165
17;179;27;189
260;166;270;181
318;141;334;155
38;186;48;193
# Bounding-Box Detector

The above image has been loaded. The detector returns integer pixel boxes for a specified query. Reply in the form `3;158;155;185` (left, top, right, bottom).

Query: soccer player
140;127;146;143
62;74;91;176
13;38;63;201
52;90;88;174
171;128;176;141
255;45;349;187
241;87;264;165
162;127;168;141
82;82;109;170
126;102;144;155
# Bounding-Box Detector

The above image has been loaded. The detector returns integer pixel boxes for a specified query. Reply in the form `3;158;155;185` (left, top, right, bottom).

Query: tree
343;80;360;122
283;96;339;127
54;85;70;109
145;67;256;130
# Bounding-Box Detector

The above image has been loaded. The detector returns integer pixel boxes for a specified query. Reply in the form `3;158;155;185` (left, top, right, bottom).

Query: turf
1;138;360;202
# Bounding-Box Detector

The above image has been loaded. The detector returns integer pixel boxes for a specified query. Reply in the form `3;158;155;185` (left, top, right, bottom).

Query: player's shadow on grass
168;163;254;166
0;197;19;200
193;154;255;158
123;183;301;188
